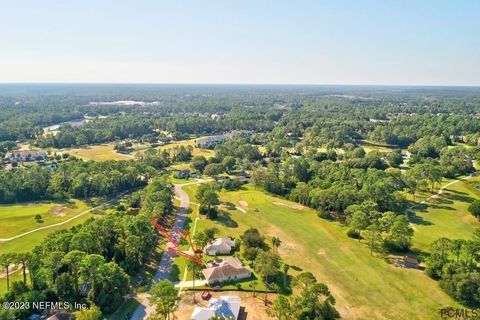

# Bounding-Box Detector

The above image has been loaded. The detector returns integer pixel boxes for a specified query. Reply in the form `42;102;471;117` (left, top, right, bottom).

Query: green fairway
0;200;91;238
411;175;480;251
134;138;215;159
0;270;26;295
191;185;457;319
0;211;96;256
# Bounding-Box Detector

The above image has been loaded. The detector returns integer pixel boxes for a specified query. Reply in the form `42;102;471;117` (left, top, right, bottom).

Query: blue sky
0;0;479;85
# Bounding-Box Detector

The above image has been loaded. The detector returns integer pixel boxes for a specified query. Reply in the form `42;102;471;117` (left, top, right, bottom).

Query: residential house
404;256;419;269
47;311;72;320
190;296;241;320
202;257;251;285
204;238;235;256
195;130;252;148
175;170;191;179
5;150;47;163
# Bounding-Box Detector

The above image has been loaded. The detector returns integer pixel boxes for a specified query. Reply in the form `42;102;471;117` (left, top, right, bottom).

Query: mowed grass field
138;138;215;159
0;210;97;295
0;200;90;238
411;175;480;251
187;184;458;319
68;144;134;161
0;270;24;294
0;209;96;256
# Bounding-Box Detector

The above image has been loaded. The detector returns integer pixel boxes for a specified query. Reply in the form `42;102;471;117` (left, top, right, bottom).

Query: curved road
131;180;209;320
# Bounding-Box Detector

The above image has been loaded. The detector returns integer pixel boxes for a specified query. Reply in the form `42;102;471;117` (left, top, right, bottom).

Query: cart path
0;191;130;242
409;173;475;211
407;173;475;231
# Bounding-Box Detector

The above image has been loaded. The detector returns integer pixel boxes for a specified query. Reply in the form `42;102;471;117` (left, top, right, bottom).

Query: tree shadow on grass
428;204;455;211
222;201;236;210
445;193;475;204
409;213;433;226
446;188;469;195
430;196;454;206
168;264;181;282
289;265;303;272
411;203;429;213
215;210;239;228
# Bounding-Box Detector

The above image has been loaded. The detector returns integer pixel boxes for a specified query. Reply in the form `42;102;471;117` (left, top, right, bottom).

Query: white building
5;150;47;162
191;296;241;320
204;238;235;256
195;130;252;148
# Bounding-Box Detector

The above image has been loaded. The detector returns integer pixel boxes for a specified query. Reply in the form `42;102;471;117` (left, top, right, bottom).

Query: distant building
404;256;419;269
195;130;252;148
47;311;72;320
190;296;241;320
202;257;251;285
5;150;47;163
204;238;235;256
175;170;190;179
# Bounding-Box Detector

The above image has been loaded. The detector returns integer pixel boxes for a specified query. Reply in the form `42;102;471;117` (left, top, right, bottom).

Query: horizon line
0;82;480;88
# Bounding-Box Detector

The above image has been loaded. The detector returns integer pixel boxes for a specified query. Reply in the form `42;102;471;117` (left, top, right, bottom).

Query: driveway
131;181;210;320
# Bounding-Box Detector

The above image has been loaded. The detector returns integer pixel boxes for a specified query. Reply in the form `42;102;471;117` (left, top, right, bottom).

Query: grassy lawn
0;211;97;256
0;199;91;238
0;270;26;295
411;175;480;251
183;184;199;204
191;185;458;319
358;139;398;153
403;177;456;204
134;138;215;159
68;144;134;161
107;298;141;320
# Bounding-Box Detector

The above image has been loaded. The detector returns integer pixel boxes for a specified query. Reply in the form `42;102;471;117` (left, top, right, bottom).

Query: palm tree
271;236;282;253
282;263;290;288
0;253;14;291
249;280;259;297
15;253;30;284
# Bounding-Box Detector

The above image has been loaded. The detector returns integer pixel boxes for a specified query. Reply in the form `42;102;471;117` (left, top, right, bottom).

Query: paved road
130;180;210;320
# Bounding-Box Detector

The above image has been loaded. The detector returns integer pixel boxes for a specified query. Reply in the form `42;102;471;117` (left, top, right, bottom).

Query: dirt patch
48;205;68;217
266;225;302;257
22;203;41;208
317;249;326;255
239;200;249;208
176;290;275;320
271;201;305;210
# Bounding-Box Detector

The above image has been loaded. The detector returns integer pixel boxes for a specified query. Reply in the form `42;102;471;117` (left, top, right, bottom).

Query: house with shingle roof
202;257;251;285
204;237;235;256
191;296;241;320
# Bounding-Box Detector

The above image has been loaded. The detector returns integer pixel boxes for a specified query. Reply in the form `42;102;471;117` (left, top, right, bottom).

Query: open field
68;144;134;161
358;139;399;153
0;210;97;256
0;199;90;238
134;138;215;159
411;175;480;251
190;185;458;319
0;270;25;295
